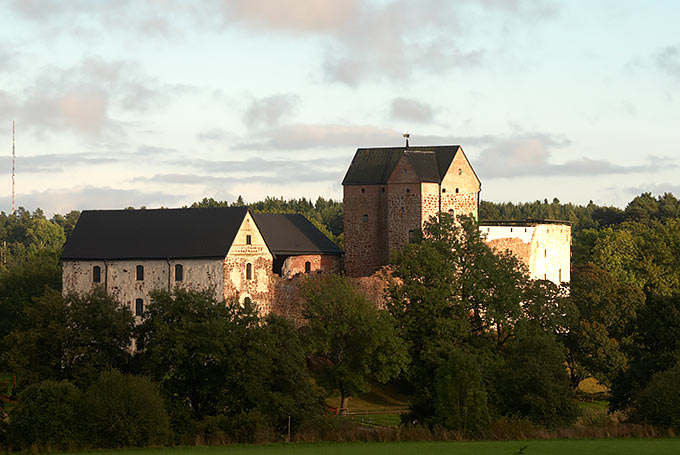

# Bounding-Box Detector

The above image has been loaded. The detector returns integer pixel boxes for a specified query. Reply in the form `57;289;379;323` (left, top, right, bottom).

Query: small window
246;263;253;280
305;261;311;273
455;188;459;193
448;209;454;214
136;265;144;281
403;168;407;174
442;188;446;193
510;228;513;232
544;273;547;280
362;214;368;223
524;228;527;232
175;264;183;282
361;187;366;193
458;168;462;175
406;188;410;193
408;230;415;242
381;187;385;193
93;266;101;283
244;297;252;305
135;298;144;316
401;207;404;215
558;269;562;282
544;249;547;258
246;234;252;245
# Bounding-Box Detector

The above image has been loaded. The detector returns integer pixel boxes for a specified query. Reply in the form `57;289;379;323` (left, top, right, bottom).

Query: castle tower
342;145;481;277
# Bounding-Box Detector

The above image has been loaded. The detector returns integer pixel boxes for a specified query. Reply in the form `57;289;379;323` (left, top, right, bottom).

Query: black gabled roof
253;213;342;256
61;207;249;260
341;145;461;185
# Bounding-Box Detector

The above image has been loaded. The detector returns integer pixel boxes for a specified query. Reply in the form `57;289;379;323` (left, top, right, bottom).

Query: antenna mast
11;120;15;215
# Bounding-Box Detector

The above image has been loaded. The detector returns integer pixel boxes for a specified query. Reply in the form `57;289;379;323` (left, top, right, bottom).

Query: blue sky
0;0;678;216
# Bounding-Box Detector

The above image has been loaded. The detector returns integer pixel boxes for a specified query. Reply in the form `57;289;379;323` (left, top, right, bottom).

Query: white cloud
390;97;435;123
243;93;300;128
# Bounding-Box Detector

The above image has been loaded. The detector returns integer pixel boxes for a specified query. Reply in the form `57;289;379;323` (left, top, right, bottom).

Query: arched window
448;209;454;214
175;264;183;281
246;263;253;280
305;261;311;273
408;230;415;242
93;266;101;283
455;188;459;193
362;214;368;223
244;297;252;305
136;265;144;281
135;298;144;316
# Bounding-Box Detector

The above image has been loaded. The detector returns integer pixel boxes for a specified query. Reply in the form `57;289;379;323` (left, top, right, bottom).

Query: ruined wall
224;211;274;314
343;184;387;277
483;223;571;284
280;254;343;278
62;258;224;320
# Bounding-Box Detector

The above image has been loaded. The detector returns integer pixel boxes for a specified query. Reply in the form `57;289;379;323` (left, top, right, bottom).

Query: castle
61;144;571;316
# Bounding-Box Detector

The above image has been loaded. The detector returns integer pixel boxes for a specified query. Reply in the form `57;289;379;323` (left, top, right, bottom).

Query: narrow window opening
246;234;252;245
442;188;446;193
406;188;410;193
244;297;252;305
381;187;385;193
361;187;366;193
403;168;407;174
93;266;101;283
524;228;527;232
246;263;253;280
175;264;183;282
136;265;144;281
458;168;462;175
305;261;311;273
401;207;404;215
362;214;368;223
544;249;547;257
558;269;562;282
135;298;144;316
544;273;547;280
510;228;513;232
455;188;459;193
408;229;415;242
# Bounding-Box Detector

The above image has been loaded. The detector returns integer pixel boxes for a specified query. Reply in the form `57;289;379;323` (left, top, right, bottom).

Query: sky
0;0;678;216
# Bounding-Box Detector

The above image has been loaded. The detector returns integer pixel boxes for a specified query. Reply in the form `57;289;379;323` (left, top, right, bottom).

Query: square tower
342;145;481;277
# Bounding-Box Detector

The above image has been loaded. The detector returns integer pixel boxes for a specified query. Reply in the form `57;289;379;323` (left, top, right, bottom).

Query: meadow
57;439;680;455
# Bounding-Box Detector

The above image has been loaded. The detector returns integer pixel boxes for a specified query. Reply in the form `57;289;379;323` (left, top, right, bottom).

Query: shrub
195;411;275;444
629;361;680;429
8;380;82;450
81;370;170;448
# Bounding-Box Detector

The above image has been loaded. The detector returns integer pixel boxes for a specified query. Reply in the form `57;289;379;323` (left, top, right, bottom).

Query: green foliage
3;288;134;388
629;360;680;429
430;349;490;435
301;273;408;411
8;380;82;450
493;333;579;428
81;370;170;448
135;288;322;436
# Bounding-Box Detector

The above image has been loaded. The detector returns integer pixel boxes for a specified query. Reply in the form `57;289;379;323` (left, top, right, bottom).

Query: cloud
243;93;300;128
625;183;680;197
474;134;676;179
2;185;184;216
390;97;435;123
0;57;183;136
657;45;680;80
236;123;401;150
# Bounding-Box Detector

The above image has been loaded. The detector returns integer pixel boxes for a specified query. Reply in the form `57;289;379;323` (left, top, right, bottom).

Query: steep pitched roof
253;213;342;256
61;207;249;260
342;145;461;185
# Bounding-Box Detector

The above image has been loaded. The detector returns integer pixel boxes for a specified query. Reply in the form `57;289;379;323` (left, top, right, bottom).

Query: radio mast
11;120;15;215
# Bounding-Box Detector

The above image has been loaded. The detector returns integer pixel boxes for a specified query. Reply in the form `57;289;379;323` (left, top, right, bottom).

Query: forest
0;191;679;450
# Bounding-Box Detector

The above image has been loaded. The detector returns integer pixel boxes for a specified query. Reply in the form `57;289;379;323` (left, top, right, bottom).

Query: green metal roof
342;146;461;185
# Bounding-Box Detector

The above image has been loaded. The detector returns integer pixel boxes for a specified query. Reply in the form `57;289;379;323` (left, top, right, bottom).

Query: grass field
56;439;680;455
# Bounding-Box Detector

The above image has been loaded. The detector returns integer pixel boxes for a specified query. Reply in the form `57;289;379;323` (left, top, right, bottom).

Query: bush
195;411;275;444
493;333;579;428
8;380;82;450
81;370;170;448
429;349;490;435
629;361;680;429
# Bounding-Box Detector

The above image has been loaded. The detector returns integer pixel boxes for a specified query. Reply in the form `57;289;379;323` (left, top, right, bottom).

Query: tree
562;264;644;388
300;273;408;413
492;332;579;428
135;288;322;434
3;288;134;388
